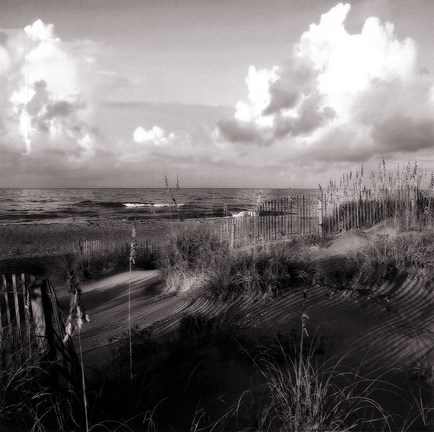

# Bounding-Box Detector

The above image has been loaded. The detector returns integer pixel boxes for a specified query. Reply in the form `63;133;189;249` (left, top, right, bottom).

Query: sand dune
75;256;433;378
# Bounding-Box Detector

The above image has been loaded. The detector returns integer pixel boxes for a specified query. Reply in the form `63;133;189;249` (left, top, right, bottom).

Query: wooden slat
297;195;300;235
2;275;12;329
12;274;21;333
265;200;269;240
302;195;305;235
300;195;303;234
30;280;47;353
285;197;288;237
21;273;32;353
307;195;311;233
273;199;276;240
290;197;293;236
356;194;359;229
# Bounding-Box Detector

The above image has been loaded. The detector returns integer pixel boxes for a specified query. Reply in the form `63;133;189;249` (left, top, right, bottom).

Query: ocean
0;188;318;224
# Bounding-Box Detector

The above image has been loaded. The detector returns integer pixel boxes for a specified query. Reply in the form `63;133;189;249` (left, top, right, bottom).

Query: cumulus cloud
133;125;176;146
0;19;97;162
217;3;434;162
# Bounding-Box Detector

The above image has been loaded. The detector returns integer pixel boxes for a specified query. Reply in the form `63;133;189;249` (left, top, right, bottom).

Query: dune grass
0;340;84;432
157;223;228;293
330;231;434;290
204;244;316;301
254;344;391;432
361;232;434;281
156;223;321;299
156;219;434;299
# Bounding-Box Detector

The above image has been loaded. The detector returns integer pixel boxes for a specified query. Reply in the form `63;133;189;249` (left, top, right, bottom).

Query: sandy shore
0;220;176;261
0;217;226;262
0;220;175;285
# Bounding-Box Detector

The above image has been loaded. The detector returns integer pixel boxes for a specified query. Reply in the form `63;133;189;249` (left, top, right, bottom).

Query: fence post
30;279;47;353
2;274;11;329
318;196;323;235
230;218;235;249
12;274;21;335
40;279;57;360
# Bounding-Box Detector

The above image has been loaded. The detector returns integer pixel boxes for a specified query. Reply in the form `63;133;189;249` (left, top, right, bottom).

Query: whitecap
123;202;185;208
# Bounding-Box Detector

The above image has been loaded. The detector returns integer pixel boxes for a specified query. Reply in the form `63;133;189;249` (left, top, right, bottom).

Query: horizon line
0;186;317;190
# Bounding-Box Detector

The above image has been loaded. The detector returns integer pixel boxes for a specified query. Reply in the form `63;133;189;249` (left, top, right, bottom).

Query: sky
1;0;434;188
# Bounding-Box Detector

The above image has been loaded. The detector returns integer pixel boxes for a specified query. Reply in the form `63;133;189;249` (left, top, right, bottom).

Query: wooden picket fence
79;239;158;266
78;189;433;256
216;194;321;248
319;188;423;234
216;189;430;246
0;273;80;377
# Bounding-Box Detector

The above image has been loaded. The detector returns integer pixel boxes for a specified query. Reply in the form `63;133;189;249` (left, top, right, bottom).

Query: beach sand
0;220;171;260
0;219;178;290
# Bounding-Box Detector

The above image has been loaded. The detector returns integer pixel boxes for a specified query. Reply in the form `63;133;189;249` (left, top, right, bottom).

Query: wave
78;200;186;209
123;203;147;208
230;210;258;217
78;200;125;208
123;202;185;208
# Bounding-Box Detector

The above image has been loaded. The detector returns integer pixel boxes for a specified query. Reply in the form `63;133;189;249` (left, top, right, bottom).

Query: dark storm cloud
26;80;49;116
371;116;434;153
218;92;334;146
217;118;268;145
263;87;298;116
45;100;77;118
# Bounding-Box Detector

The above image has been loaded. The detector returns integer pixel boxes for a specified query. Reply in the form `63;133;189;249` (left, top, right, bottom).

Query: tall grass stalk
128;222;137;383
165;174;181;216
0;335;81;431
320;159;430;233
64;269;90;431
255;338;391;431
78;326;89;432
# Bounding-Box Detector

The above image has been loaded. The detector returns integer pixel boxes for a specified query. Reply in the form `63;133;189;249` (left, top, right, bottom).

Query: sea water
0;188;318;224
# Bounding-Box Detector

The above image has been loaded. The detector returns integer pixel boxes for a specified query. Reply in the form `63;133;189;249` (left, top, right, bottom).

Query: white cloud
218;3;434;163
234;65;279;126
0;19;97;161
133;125;176;145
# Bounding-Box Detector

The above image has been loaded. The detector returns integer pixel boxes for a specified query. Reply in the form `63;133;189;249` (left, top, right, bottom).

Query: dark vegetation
2;220;434;430
3;307;427;431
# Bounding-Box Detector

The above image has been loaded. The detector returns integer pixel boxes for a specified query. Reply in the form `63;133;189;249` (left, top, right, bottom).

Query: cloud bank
3;4;434;187
0;19;98;177
218;3;434;163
